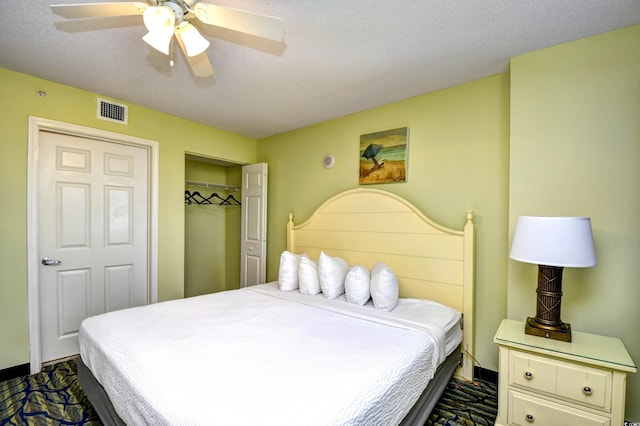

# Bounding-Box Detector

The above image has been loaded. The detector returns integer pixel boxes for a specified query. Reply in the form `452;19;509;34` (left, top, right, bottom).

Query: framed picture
359;127;408;184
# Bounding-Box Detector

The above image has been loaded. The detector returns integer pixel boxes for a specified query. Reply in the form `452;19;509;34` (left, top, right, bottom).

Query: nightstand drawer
508;390;610;426
509;350;612;411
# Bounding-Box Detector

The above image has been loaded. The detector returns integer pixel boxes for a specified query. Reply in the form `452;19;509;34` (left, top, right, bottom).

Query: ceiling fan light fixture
193;2;210;23
176;22;210;57
142;29;174;55
142;6;175;55
143;6;175;32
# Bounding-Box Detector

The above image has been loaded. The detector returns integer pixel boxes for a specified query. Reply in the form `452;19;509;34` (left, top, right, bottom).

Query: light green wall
0;68;255;369
257;73;511;373
184;160;228;296
509;24;640;420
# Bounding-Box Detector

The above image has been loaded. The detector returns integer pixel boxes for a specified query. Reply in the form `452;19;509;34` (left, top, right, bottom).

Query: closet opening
184;153;243;297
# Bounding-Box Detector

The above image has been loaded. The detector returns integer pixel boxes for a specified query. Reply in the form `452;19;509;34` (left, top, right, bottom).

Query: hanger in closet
220;194;241;206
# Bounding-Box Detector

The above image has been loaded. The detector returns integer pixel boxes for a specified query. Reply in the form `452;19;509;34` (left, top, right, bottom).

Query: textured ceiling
1;1;639;139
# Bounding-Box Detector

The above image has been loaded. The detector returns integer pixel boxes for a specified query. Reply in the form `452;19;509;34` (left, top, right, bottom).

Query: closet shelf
185;180;239;192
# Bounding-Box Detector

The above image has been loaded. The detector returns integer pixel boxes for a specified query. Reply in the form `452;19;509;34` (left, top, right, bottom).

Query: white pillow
345;264;371;305
318;251;349;299
370;262;399;311
298;256;320;295
278;251;304;291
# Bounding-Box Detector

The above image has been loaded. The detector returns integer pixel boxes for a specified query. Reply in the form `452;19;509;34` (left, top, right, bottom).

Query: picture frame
359;127;408;184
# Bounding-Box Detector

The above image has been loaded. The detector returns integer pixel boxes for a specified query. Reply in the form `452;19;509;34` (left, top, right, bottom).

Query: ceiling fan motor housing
181;0;198;8
159;0;186;22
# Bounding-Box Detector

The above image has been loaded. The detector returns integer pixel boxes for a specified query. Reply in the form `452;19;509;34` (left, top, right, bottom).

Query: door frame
26;116;159;373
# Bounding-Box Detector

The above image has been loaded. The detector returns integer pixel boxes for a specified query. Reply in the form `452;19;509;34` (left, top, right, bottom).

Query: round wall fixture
322;154;335;169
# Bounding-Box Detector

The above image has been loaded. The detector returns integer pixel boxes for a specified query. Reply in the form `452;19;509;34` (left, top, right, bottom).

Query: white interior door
240;163;267;287
37;130;150;363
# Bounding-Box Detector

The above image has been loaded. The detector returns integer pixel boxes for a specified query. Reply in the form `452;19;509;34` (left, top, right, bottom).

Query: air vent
97;98;128;124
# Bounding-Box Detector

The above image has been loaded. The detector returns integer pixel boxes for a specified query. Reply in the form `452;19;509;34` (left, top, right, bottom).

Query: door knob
41;257;62;266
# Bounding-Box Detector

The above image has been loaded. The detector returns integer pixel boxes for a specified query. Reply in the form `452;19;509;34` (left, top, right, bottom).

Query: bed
78;188;475;425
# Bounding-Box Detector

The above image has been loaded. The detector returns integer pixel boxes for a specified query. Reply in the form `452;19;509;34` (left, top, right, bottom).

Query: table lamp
509;216;596;342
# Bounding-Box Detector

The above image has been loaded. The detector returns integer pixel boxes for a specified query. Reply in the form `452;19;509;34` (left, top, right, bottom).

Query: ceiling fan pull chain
169;36;175;67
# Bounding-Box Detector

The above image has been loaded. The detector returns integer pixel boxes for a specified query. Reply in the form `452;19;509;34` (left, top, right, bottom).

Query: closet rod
185;180;239;192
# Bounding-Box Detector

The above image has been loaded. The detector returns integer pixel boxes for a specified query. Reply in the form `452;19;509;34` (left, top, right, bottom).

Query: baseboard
0;363;30;382
474;366;498;384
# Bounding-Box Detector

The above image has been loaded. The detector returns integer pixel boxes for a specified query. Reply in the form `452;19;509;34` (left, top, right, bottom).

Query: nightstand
494;319;636;426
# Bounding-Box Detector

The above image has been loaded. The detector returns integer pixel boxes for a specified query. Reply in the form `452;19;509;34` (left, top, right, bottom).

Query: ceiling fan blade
50;2;148;19
176;31;215;77
193;3;284;42
186;51;215;78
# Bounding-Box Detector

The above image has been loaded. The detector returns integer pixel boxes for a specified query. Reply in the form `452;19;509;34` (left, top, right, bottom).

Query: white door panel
243;255;261;288
55;269;90;340
241;163;267;287
38;130;149;362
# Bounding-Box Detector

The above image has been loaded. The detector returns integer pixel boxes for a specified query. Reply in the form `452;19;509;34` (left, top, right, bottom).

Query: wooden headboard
287;188;475;379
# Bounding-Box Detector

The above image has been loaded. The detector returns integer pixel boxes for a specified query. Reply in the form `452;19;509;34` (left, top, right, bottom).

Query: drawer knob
583;386;593;395
524;371;533;380
526;414;534;422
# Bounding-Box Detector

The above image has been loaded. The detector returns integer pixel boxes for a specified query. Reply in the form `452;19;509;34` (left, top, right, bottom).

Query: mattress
79;283;462;426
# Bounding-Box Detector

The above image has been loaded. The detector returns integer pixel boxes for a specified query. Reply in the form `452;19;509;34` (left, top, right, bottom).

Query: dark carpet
426;376;498;425
0;358;100;425
1;358;497;425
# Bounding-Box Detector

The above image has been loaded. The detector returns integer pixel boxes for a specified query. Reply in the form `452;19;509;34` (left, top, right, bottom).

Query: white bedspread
79;283;461;426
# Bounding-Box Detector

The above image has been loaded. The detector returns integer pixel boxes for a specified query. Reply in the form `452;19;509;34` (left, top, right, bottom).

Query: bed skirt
77;357;125;426
78;346;460;426
399;346;460;425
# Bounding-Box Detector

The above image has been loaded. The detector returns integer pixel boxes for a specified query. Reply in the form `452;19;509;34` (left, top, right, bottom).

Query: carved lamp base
524;265;572;342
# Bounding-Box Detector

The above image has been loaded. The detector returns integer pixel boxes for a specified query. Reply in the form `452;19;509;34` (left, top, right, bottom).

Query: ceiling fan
50;1;285;77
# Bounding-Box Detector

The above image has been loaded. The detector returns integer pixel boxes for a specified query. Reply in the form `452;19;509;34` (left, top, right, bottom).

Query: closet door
240;163;267;287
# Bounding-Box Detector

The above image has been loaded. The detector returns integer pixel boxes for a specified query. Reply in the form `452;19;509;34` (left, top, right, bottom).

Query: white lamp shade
143;6;175;32
509;216;597;268
142;30;174;55
176;22;210;57
142;6;175;55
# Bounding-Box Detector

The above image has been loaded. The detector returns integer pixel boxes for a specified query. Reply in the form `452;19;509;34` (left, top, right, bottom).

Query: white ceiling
1;1;639;139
